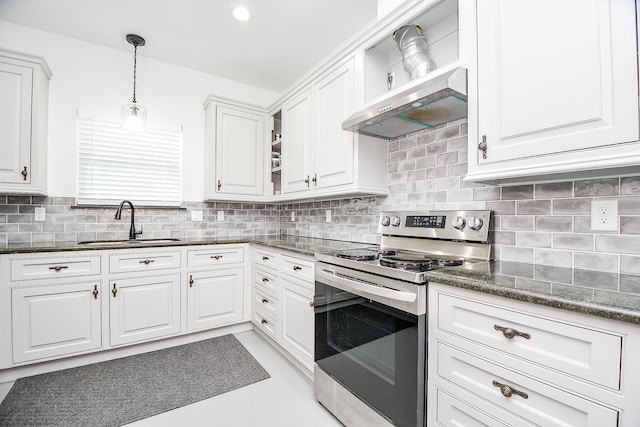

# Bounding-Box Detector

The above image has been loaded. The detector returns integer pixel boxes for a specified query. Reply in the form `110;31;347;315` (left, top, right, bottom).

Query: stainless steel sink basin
78;238;181;246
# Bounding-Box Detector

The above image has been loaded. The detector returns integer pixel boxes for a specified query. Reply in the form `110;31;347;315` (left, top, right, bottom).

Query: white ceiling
0;0;379;92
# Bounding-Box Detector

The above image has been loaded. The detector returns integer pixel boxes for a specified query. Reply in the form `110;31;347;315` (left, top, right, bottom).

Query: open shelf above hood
342;65;467;140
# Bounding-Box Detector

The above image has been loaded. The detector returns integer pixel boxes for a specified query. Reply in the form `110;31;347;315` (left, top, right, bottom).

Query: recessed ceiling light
233;6;251;21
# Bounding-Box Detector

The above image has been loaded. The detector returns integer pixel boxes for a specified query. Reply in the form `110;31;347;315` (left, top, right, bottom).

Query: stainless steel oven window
314;281;426;427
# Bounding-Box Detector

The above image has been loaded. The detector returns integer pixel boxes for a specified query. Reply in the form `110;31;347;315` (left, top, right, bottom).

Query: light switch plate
191;210;203;222
217;210;224;221
291;211;296;222
325;209;331;223
34;207;46;222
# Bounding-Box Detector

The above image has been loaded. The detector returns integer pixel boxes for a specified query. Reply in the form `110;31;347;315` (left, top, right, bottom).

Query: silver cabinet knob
390;216;401;227
381;216;391;226
453;216;466;230
469;217;484;231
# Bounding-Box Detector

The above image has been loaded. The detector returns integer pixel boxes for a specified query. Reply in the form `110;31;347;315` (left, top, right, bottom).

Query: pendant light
121;34;147;131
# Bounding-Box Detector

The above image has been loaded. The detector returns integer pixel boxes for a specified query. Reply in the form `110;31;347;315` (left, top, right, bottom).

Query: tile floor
0;330;343;427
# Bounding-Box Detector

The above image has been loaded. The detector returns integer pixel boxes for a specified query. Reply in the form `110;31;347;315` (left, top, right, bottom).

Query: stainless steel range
313;210;491;427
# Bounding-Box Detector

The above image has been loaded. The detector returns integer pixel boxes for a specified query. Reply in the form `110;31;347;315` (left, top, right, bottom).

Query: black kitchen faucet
114;200;143;239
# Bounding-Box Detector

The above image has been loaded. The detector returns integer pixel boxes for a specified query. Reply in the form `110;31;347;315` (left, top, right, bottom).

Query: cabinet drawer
187;246;244;267
436;292;621;390
281;255;314;283
253;310;277;340
254;267;277;296
11;255;101;281
253;247;279;271
434;388;527;427
253;287;277;319
109;251;180;274
435;342;618;427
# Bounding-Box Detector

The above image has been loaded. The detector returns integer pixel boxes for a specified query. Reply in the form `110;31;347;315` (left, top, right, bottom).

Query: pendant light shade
122;33;147;131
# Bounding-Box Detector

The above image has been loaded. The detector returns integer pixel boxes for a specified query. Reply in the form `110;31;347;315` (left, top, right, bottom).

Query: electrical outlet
591;200;618;231
291;211;296;222
217;210;224;221
325;209;331;223
34;207;46;222
191;210;203;222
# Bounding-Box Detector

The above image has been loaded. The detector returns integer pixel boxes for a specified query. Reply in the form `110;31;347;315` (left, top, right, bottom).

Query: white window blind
78;117;182;206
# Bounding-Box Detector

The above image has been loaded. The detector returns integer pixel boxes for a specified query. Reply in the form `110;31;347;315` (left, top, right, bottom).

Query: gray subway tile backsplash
2;120;640;273
574;178;619;197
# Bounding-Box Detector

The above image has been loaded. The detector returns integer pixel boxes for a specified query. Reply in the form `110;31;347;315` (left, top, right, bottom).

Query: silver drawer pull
211;255;223;260
492;380;528;399
48;265;68;272
494;324;531;340
139;259;155;265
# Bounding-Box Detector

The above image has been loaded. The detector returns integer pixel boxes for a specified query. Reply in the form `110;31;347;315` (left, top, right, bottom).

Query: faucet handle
134;224;143;237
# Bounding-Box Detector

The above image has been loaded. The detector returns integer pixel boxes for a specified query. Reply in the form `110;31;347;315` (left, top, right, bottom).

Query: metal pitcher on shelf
393;25;436;80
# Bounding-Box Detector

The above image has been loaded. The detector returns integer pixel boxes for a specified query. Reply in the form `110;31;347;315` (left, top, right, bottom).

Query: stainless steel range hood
342;66;467;140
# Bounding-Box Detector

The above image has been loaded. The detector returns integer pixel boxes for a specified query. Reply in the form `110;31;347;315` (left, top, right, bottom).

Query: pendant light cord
132;43;138;104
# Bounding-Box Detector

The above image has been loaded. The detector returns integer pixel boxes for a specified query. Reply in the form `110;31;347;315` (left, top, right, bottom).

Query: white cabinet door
313;58;355;190
282;88;313;194
109;274;181;346
187;268;244;331
0;50;50;195
0;62;32;185
203;97;267;200
215;105;265;196
468;0;639;181
12;281;102;363
280;276;314;370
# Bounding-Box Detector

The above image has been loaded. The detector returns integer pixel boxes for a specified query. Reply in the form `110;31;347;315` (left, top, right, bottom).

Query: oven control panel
406;215;447;228
379;210;491;242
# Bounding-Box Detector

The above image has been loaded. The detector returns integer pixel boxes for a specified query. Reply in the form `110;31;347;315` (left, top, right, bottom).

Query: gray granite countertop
3;238;639;325
425;261;640;325
0;234;376;257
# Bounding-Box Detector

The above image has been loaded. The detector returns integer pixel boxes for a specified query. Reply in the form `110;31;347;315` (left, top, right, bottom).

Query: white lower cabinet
109;274;181;346
251;246;315;372
11;281;102;363
0;244;249;371
280;275;314;370
186;268;244;331
428;283;640;426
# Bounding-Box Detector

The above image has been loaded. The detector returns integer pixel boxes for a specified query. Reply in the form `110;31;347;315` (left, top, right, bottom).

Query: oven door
314;263;426;427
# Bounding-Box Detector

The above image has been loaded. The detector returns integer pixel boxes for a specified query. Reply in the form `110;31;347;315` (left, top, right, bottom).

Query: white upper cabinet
313;60;355;190
204;97;268;200
277;57;387;199
281;88;313;194
0;49;51;195
466;0;640;183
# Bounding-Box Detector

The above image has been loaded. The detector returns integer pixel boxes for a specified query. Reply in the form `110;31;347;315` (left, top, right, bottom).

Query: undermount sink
78;238;181;246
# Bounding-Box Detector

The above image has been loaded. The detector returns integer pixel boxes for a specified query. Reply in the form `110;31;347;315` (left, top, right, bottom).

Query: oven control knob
453;216;466;230
390;216;401;227
381;216;391;226
469;217;484;231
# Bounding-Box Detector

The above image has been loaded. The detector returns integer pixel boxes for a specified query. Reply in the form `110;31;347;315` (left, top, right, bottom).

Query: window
77;117;182;206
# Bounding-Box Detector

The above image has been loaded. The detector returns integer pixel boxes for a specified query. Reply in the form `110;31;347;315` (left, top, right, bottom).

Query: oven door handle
318;268;417;303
